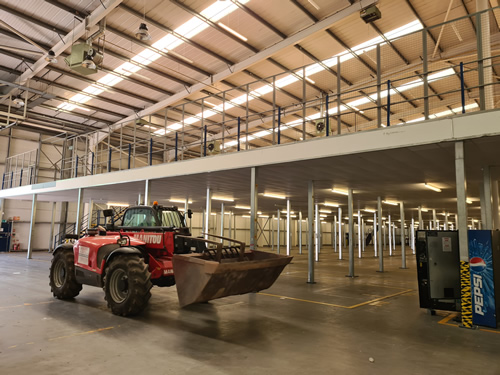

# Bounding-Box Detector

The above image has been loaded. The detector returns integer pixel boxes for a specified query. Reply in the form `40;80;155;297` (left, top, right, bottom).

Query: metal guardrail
2;8;499;188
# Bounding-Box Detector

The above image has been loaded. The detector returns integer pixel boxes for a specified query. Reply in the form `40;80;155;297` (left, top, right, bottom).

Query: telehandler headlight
117;237;128;246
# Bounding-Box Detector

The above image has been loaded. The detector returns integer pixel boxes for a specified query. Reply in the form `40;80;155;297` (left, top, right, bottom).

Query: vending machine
468;230;500;328
415;230;461;312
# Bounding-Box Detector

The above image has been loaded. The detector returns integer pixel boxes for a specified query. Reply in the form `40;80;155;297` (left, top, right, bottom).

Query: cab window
122;208;158;227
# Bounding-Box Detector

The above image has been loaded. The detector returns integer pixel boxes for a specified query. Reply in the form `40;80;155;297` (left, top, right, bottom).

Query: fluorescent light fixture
165;49;194;64
420;208;429;212
210;213;217;216
332;188;349;196
467;199;473;204
218;22;248;41
324;202;339;207
424;183;442;192
170;199;192;204
308;0;320;10
242;215;251;218
363;209;376;213
235;205;251;210
263;193;287;199
320;210;332;214
204;101;219;108
383;200;398;206
212;196;234;202
107;203;129;207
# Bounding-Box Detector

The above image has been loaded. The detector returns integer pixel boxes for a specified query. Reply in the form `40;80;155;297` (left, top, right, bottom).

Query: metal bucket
172;235;292;307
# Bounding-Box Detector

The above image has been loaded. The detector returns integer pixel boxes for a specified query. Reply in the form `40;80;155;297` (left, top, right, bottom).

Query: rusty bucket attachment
172;234;292;307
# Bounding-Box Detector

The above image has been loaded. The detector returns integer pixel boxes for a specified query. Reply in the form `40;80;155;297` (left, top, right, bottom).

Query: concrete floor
1;246;499;375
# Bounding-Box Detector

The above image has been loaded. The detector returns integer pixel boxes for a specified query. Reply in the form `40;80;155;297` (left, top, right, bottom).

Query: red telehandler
49;203;292;316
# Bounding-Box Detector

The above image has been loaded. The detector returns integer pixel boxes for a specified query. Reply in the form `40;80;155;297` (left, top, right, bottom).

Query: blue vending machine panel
468;230;497;328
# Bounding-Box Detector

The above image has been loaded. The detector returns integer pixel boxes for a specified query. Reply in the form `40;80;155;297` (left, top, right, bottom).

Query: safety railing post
91;151;94;175
460;62;466;114
325;95;329;136
278;107;281;145
75;156;78;178
1;173;5;189
10;171;13;188
128;144;131;169
19;169;23;186
175;132;178;161
204;125;207;156
108;148;112;172
386;80;391;127
237;117;241;152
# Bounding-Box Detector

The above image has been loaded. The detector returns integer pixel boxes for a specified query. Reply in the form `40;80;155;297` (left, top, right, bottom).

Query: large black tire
49;250;82;299
103;255;152;316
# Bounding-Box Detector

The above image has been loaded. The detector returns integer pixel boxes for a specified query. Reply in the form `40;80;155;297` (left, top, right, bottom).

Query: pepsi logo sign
470;256;486;272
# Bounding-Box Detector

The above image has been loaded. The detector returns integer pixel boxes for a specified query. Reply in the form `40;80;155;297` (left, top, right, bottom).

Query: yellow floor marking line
48;326;116;341
258;289;413;309
0;301;54;310
438;313;500;334
257;293;347;308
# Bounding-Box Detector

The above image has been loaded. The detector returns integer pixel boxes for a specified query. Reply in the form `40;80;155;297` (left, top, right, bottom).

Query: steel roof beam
42;0;211;77
13;0;123;88
97;0;377;143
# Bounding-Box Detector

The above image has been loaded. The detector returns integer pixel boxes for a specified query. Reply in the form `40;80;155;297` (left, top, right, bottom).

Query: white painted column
144;179;151;206
333;215;337;252
205;187;212;239
347;188;355;277
400;201;407;269
49;201;57;252
388;215;393;256
307;181;315;283
286;199;291;256
378;197;384;272
298;211;302;254
315;203;320;262
250;167;258;250
374;212;378;257
358;210;362;259
338;207;343;259
418;206;423;230
27;194;37;259
277;209;281;254
220;202;225;243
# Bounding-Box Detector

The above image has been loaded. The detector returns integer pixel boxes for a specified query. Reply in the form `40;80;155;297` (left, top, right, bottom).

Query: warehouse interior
1;0;500;373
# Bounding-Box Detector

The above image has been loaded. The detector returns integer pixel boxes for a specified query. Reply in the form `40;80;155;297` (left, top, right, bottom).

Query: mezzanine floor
0;246;499;375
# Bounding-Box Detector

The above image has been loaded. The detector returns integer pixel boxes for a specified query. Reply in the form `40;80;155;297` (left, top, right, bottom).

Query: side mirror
187;209;193;219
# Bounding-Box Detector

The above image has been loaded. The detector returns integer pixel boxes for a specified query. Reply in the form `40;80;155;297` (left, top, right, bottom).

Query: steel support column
378;197;384;272
220;202;225;243
400;202;407;269
250;167;258;250
455;141;472;328
205;187;212;239
315;203;320;262
287;199;291;256
338;207;343;259
48;201;56;252
298;211;302;254
347;188;355;277
307;181;315;283
27;193;37;259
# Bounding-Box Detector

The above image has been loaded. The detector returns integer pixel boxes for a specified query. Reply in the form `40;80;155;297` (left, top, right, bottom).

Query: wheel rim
53;258;66;288
109;269;128;303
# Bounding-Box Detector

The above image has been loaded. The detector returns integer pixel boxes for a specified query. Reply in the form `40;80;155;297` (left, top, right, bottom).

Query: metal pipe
205;187;211;239
278;107;281;144
250;167;258;250
386;80;391;127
